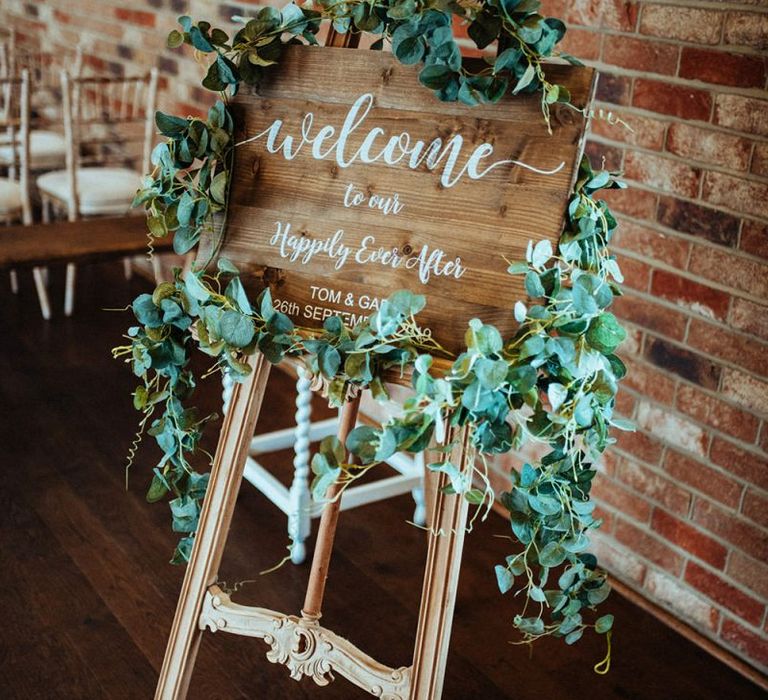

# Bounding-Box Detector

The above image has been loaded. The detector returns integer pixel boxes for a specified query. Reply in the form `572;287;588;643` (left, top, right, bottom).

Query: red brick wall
3;0;766;675
538;0;768;675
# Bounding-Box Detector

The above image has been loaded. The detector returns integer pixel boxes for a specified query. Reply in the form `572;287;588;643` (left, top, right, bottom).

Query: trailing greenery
168;1;578;114
113;273;438;562
135;100;232;260
116;4;629;659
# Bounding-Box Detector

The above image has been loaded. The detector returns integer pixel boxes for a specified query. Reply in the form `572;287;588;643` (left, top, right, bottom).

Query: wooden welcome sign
204;45;595;351
159;38;595;700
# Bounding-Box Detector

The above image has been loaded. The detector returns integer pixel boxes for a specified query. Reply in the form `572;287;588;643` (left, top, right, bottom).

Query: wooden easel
156;13;595;700
155;31;474;700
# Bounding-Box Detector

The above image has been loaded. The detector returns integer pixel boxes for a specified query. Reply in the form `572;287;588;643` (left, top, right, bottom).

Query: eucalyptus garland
116;4;630;662
168;0;578;116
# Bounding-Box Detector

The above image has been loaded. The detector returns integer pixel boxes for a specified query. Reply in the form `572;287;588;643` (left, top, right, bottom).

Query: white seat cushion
0;178;23;216
0;129;67;170
37;167;140;216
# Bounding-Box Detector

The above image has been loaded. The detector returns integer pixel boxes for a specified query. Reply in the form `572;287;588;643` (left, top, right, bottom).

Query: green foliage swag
116;3;629;657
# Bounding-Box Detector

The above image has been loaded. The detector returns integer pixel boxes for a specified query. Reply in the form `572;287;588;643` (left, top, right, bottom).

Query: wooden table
0;216;169;268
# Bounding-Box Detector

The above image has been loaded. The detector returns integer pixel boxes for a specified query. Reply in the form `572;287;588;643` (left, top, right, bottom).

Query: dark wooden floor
0;262;764;700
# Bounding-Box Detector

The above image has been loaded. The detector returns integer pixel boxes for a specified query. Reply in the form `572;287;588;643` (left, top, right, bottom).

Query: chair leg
32;266;51;320
41;266;49;286
151;254;163;283
4;221;15;294
182;252;194;277
123;257;133;280
64;263;76;316
288;367;313;565
41;196;51;224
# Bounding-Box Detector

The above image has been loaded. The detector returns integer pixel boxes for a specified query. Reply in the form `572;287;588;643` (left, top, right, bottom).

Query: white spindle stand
287;366;313;564
221;366;426;563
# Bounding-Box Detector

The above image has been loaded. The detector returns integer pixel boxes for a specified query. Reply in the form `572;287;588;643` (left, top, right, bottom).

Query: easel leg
301;395;361;621
155;354;272;699
409;427;471;700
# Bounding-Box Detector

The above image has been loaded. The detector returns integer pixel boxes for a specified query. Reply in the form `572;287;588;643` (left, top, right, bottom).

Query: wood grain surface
0;216;170;268
201;45;595;353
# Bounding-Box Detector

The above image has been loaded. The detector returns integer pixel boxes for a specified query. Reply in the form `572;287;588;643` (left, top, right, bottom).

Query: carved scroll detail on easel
200;586;412;699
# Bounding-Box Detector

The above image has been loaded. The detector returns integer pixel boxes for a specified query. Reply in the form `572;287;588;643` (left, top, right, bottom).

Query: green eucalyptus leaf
393;29;424;65
259;288;275;322
346;425;379;464
388;0;417;19
515;615;545;635
217;257;239;274
465;489;486;505
225;277;252;315
429;460;470;494
133;294;163;328
156;111;188;136
495;47;521;73
495;564;514;594
513;63;536;94
173;226;200;255
531;239;552;268
220;310;255;348
588;581;611;605
547;382;568;412
310;452;341;501
189;25;214;52
146;471;170;503
468;11;501;49
210;171;228;204
525;270;546;298
572;282;598;315
169;495;199;533
133;384;148;410
595;614;614;633
528;493;561;516
419;64;453;90
318;344;341;379
586;312;626;354
171;537;194;564
375;428;397;462
281;2;305;29
177;192;195;227
184;272;210;303
167;29;184;49
565;628;584;645
539;541;568;567
520;463;537;488
475;357;508;390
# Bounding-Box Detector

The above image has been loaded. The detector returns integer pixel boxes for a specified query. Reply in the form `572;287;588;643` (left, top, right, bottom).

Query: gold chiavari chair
0;70;52;319
0;38;83;173
36;68;158;316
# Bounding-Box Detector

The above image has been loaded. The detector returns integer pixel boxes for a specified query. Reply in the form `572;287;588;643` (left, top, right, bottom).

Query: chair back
61;68;158;220
0;70;31;224
0;36;83;127
0;28;17;79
